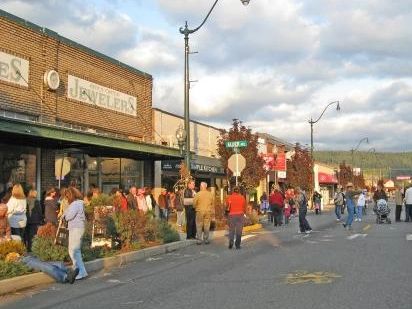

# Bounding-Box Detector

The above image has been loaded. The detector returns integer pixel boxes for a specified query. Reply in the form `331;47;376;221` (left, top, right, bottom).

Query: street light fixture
175;125;187;156
308;101;340;203
351;137;369;183
179;0;250;172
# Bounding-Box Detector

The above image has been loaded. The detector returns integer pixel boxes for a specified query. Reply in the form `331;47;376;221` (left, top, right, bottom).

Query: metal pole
183;26;191;171
310;120;314;207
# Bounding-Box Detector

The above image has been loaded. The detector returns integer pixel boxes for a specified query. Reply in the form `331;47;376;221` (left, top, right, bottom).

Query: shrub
82;245;115;262
0;260;31;280
31;236;70;262
36;223;58;238
157;222;180;244
86;194;114;218
113;210;142;250
0;240;26;260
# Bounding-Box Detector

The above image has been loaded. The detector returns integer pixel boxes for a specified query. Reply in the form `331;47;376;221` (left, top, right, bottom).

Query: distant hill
313;151;412;179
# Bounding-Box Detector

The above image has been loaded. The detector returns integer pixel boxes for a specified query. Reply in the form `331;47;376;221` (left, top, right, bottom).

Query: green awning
0;117;182;160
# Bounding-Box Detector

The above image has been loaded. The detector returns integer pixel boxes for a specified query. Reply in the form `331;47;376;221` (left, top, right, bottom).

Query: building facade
153;108;225;193
0;10;180;196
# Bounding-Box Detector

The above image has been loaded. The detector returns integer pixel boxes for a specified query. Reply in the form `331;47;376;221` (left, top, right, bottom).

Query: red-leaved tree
217;119;266;193
286;143;313;190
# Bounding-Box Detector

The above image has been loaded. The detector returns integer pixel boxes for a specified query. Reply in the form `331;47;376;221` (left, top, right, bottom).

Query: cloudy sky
1;0;412;151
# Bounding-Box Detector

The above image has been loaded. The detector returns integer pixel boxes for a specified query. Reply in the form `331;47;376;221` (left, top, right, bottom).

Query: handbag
54;218;69;247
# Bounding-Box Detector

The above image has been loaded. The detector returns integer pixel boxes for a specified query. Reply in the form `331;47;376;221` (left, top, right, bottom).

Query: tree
286;143;313;190
217;119;266;192
337;161;366;188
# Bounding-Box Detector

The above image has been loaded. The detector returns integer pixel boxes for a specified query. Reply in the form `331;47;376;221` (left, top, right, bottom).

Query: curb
0;239;196;296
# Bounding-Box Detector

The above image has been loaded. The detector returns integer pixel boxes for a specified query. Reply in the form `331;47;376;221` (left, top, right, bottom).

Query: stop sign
228;154;246;176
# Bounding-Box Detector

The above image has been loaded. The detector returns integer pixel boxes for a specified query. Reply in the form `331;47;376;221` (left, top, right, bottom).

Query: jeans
335;205;342;220
298;208;311;232
406;204;412;222
160;208;168;221
356;206;363;220
196;211;211;242
24;224;39;252
228;214;244;248
68;227;88;279
22;256;67;283
345;204;355;227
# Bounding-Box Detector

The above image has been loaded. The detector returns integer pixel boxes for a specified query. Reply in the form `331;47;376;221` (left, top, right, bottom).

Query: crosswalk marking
347;234;367;240
406;234;412;241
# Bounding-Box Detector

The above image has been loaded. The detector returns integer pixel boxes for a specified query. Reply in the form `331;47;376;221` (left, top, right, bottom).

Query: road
2;203;412;309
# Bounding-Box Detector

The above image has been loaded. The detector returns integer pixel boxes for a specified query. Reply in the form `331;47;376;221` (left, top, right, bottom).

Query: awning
318;172;338;184
0;117;182;160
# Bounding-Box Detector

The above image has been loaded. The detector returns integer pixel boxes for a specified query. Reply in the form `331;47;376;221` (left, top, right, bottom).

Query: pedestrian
333;185;345;221
355;190;367;222
174;189;185;230
404;185;412;222
260;192;269;215
296;187;312;234
284;201;291;225
269;185;284;226
24;190;43;251
63;187;88;280
313;191;322;215
193;182;214;245
285;186;296;218
137;188;148;214
9;253;78;284
183;180;197;240
343;182;362;230
158;188;169;221
145;187;156;214
394;186;404;222
44;187;58;226
126;186;138;210
113;189;128;213
226;186;246;249
7;184;27;239
0;197;11;242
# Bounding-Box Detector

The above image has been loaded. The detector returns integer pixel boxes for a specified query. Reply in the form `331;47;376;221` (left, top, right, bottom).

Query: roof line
0;9;152;80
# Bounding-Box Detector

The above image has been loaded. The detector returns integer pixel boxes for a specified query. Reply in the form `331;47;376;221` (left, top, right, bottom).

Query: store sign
274;152;286;171
396;176;411;180
262;153;275;171
278;171;287;179
68;75;137;116
161;160;225;174
0;51;29;87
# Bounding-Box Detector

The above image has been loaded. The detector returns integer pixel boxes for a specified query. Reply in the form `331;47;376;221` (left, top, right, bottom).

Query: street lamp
309;101;340;202
179;0;250;172
351;137;369;183
175;125;187;156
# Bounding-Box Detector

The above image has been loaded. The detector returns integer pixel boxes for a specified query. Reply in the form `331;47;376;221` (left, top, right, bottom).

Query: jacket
26;198;43;225
126;193;137;210
226;193;246;215
193;190;214;213
44;198;58;225
63;199;86;230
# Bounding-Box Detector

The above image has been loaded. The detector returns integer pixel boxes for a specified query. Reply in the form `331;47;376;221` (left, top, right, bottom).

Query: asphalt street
2;203;412;309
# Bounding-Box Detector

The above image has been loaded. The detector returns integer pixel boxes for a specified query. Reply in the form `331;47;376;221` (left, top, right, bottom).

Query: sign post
225;140;248;186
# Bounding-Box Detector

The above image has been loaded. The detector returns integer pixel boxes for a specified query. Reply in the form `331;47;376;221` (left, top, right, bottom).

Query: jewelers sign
0;51;29;87
68;75;137;116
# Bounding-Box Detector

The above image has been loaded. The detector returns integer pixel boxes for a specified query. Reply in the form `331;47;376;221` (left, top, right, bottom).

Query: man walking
394;186;404;222
226;186;246;249
183;180;197;239
334;185;344;221
404;185;412;222
193;182;214;245
296;187;312;234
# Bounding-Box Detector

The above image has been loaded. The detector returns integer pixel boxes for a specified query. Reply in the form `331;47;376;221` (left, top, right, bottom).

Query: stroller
373;199;391;224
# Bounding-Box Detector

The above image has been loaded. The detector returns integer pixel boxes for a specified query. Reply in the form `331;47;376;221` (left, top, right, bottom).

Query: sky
1;0;412;152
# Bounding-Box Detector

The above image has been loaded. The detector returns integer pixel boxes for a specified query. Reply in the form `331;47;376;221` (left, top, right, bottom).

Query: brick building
0;9;180;196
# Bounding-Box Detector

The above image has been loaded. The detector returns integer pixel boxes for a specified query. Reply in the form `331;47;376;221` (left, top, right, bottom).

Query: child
284;202;291;224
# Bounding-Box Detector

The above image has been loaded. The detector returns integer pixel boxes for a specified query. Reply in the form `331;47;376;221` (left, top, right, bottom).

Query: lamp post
175;124;187;156
351;137;369;183
365;147;376;187
309;101;340;203
179;0;250;171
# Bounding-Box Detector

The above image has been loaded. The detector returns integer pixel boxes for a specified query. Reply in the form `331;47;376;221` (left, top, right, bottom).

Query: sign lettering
68;75;137;116
0;51;29;87
225;140;248;148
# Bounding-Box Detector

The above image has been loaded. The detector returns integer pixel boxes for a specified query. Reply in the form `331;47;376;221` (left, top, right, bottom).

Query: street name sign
225;140;248;148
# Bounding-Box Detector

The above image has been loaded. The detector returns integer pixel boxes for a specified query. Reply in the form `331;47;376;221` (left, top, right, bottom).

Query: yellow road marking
285;271;341;285
363;224;371;232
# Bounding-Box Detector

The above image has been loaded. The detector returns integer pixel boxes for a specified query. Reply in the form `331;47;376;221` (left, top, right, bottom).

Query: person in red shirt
269;185;284;226
226;186;246;249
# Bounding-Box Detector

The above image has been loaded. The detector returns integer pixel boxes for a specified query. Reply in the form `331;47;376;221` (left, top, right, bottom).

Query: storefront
0;10;181;196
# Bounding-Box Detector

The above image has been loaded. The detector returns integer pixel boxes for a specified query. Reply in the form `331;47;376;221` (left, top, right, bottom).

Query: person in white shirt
356;190;367;222
7;183;27;239
404;185;412;222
